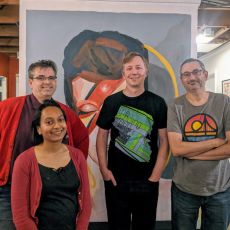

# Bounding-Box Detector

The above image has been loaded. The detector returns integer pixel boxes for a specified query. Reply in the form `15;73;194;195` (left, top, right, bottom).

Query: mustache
188;80;198;83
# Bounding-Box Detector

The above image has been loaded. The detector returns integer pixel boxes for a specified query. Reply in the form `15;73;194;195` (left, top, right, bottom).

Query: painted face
72;76;125;134
37;106;67;143
29;67;57;103
180;61;208;92
70;37;127;134
122;56;147;89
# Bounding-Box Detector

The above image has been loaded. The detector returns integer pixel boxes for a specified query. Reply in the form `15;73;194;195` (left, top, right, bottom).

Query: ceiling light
196;33;214;44
196;26;229;45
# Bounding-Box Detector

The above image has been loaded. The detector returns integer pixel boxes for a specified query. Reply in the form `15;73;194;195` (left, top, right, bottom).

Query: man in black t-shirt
96;52;169;230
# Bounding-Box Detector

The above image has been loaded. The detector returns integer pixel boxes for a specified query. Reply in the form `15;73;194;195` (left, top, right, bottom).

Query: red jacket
11;145;91;230
0;95;89;186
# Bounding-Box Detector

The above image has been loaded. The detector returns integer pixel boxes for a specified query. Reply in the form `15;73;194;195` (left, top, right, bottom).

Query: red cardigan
0;95;89;186
11;145;91;230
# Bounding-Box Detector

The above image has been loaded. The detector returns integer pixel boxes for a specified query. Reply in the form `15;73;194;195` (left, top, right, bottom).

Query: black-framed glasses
31;75;57;81
181;69;204;78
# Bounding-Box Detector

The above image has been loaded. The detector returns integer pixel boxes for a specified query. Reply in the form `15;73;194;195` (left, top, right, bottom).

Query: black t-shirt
36;160;80;230
96;90;167;182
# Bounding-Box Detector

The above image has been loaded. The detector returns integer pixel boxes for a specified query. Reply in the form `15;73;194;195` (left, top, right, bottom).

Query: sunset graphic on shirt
184;114;218;142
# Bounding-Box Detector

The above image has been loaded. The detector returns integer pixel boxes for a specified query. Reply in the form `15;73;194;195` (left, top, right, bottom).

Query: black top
96;91;167;182
36;160;80;230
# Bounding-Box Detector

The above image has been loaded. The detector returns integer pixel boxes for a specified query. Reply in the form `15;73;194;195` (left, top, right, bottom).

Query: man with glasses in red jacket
0;59;89;230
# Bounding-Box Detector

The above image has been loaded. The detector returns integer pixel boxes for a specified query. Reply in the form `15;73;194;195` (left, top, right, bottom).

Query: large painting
26;10;191;222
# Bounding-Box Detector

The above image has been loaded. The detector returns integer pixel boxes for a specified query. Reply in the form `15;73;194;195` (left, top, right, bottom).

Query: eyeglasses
30;75;57;81
181;69;204;78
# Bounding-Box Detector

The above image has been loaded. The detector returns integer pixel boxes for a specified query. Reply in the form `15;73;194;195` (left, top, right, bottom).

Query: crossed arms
167;131;230;160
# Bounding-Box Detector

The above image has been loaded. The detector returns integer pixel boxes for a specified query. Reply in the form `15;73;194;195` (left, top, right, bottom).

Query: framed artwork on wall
222;79;230;96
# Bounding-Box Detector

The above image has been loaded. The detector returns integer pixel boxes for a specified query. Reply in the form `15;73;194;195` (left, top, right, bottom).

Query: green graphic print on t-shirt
113;105;154;162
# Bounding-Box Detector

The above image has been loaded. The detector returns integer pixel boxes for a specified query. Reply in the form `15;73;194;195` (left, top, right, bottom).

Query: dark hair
180;58;206;74
32;99;67;145
28;60;57;79
122;51;149;72
62;30;148;109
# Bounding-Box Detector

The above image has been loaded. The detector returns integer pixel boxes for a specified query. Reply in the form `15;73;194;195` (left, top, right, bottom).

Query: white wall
201;41;230;93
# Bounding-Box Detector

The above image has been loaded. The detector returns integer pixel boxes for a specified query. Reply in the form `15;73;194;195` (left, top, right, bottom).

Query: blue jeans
0;185;16;230
104;180;159;230
171;183;230;230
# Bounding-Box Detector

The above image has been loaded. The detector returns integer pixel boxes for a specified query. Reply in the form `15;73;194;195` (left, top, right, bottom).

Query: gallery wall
201;41;230;96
